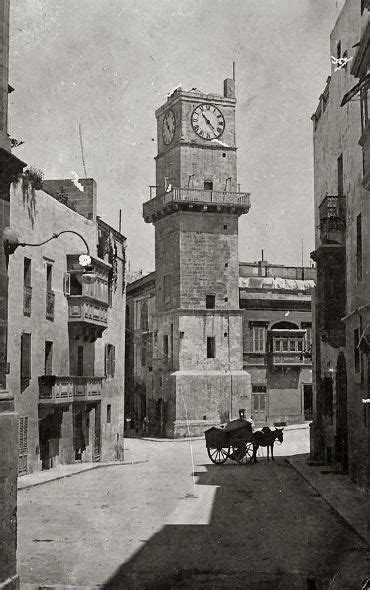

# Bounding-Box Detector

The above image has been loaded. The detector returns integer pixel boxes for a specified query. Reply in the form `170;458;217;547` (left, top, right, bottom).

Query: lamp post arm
19;230;90;255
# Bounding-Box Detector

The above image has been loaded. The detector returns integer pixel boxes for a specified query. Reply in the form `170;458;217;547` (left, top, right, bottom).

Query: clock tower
143;76;252;437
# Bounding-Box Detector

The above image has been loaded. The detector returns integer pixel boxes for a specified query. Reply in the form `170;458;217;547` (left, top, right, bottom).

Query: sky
9;0;345;274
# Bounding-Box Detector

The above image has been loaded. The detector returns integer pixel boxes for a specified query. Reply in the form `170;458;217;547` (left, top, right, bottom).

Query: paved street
18;431;368;589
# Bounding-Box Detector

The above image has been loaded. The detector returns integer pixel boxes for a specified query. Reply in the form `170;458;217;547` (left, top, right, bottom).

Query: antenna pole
79;123;87;179
119;209;122;233
232;61;236;81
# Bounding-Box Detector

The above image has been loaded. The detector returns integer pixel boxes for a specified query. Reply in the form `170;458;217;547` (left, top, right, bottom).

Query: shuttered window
18;417;28;475
21;333;31;392
105;344;116;377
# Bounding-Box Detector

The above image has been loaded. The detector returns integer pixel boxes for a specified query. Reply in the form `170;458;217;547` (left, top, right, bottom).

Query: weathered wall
7;181;125;472
0;408;18;589
311;0;369;485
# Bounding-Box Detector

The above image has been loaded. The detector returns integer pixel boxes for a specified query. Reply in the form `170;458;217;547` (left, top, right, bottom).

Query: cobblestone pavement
18;432;368;589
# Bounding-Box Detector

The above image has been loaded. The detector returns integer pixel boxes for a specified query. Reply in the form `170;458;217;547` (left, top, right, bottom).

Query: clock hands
201;112;215;132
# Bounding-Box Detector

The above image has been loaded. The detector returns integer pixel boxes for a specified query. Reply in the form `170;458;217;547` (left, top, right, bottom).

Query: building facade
139;78;252;437
240;261;315;425
126;261;315;434
7;176;126;475
0;0;25;587
310;0;369;489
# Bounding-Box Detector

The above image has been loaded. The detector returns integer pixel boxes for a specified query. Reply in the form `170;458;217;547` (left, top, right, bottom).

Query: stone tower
143;77;251;437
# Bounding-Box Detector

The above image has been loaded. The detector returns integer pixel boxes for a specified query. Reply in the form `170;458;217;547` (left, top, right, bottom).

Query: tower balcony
319;195;346;246
143;187;251;223
38;375;103;404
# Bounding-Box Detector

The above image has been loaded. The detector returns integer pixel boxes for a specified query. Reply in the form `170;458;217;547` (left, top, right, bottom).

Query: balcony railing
143;187;251;222
68;296;108;328
319;195;346;245
272;353;312;366
46;291;55;320
23;285;32;316
39;375;103;404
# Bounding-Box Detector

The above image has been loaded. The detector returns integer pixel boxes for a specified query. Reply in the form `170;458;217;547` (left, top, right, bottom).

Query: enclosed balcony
68;296;108;328
65;254;111;339
38;375;103;404
268;329;312;367
319;195;346;246
143;187;251;223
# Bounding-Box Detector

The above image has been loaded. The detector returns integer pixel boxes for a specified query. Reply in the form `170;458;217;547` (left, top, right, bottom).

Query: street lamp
2;227;97;284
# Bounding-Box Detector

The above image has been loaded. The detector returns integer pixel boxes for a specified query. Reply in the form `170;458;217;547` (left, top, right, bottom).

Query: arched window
140;301;149;332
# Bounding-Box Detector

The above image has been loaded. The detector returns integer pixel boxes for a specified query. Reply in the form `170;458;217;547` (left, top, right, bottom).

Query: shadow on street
102;456;367;590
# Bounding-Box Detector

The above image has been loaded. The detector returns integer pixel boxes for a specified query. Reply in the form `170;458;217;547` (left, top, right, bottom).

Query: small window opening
207;336;215;358
224;332;228;337
204;180;213;191
222;152;226;158
206;294;215;309
107;404;111;424
224;224;228;230
225;262;229;268
224;297;228;302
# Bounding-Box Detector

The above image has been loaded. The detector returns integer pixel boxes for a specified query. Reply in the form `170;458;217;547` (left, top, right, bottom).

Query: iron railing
143;187;250;220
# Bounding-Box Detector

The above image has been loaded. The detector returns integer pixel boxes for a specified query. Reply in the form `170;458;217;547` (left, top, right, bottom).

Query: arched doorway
335;352;348;473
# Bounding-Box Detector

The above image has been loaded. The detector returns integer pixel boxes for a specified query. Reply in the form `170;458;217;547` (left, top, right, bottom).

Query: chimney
42;178;97;221
224;78;235;99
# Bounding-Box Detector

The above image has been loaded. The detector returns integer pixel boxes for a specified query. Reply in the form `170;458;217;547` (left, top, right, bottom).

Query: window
46;264;53;292
77;346;84;376
18;417;28;475
252;384;267;393
163;276;171;304
24;258;31;287
252;326;266;353
140;301;149;331
206;294;215;309
357;213;362;281
204;180;213;190
302;324;312;352
163;335;169;360
337;153;343;195
107;404;111;424
354;329;360;373
360;84;369;134
207;336;216;358
44;341;53;375
23;258;32;316
21;333;31;392
105;344;116;377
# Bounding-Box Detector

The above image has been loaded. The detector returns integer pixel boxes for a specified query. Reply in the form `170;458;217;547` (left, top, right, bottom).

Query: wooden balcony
272;353;312;367
68;296;108;330
319;195;346;246
39;375;103;404
143;187;251;223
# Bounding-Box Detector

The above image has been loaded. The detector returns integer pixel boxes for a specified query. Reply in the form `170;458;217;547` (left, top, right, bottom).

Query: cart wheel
207;446;230;464
245;442;254;462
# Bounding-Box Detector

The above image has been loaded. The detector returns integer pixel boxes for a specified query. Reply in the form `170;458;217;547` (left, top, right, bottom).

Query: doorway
335;353;348;473
251;393;266;423
303;384;313;420
77;346;84;376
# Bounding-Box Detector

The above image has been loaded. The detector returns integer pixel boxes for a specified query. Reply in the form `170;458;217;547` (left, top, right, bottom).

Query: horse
251;426;284;462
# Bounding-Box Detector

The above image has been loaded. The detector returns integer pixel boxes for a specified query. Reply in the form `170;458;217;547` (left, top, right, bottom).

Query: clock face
191;104;225;140
162;109;176;145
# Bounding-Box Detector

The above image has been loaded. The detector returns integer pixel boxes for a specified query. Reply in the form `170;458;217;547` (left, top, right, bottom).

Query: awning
341;73;370;107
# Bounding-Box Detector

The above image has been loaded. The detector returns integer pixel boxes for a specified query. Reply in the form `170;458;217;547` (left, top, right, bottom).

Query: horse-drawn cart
205;418;254;464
